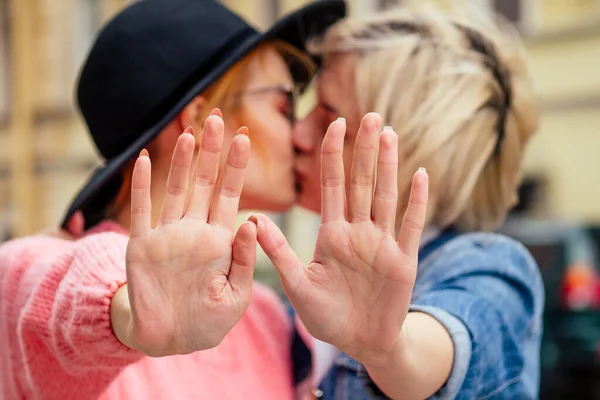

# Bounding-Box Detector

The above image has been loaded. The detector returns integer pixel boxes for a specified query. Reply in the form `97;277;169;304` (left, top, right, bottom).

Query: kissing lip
294;170;303;194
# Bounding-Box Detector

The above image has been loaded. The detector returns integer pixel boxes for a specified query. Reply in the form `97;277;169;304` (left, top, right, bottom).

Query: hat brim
62;0;346;229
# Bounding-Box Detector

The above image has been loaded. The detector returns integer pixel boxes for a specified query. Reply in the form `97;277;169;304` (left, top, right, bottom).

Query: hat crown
77;0;256;159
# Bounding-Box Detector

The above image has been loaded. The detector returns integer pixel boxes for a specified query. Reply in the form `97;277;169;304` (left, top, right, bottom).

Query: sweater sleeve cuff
30;233;143;372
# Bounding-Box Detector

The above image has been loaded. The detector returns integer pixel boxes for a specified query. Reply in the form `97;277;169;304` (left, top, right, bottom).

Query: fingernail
183;126;193;134
337;117;345;123
247;214;259;228
383;125;394;131
418;167;426;173
139;148;149;157
210;108;223;118
237;126;249;136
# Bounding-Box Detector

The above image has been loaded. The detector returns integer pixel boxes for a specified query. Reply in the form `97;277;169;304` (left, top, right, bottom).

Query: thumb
250;213;304;285
228;220;257;294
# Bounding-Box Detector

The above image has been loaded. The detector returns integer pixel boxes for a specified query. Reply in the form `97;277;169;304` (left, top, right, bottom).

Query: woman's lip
294;170;304;193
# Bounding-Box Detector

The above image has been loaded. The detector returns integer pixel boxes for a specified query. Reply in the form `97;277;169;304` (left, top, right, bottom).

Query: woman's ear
178;95;206;131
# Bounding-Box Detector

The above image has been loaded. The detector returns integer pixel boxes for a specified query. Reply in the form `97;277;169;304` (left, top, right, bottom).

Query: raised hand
254;113;429;367
121;112;257;357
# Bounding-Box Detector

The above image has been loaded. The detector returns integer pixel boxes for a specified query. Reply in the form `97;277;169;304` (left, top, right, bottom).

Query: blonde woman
255;6;544;399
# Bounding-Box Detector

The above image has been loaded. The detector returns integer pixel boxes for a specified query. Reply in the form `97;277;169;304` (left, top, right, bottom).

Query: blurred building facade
0;0;598;248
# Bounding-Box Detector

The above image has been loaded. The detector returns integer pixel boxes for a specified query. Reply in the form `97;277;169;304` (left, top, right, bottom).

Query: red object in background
560;263;600;310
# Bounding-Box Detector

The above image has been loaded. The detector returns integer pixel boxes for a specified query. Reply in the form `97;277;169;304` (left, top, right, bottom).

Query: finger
397;168;429;261
66;210;85;237
228;221;257;294
349;113;381;222
130;151;152;238
373;127;399;234
158;129;196;225
208;129;250;230
251;213;304;285
210;108;223;118
321;118;347;223
185;115;224;220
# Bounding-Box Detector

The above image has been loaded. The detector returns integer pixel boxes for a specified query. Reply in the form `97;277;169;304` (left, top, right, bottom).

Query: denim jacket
292;229;545;399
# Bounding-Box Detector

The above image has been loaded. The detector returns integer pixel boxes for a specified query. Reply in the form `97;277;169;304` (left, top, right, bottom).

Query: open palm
125;112;257;357
255;113;428;365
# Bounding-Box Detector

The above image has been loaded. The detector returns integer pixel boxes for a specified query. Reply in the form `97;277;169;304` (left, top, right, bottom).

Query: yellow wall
541;0;600;30
527;34;600;100
523;32;600;221
524;108;600;222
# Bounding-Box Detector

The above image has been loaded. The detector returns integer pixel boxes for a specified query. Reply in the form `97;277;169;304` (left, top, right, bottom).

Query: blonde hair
309;6;540;231
109;40;315;216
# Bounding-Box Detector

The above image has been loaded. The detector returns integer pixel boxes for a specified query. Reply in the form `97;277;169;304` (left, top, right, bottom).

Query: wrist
362;319;414;373
110;284;135;350
361;313;455;400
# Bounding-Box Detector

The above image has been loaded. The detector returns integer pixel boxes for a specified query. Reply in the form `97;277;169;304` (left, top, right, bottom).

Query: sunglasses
234;83;299;125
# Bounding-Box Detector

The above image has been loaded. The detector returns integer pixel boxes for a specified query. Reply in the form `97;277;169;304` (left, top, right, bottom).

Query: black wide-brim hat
63;0;346;229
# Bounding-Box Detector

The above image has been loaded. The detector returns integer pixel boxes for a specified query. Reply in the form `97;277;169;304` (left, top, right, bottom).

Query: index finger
130;152;152;238
321;118;347;223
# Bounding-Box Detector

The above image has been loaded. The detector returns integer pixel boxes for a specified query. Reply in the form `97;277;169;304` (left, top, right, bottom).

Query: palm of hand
256;114;428;366
123;116;257;356
297;221;416;360
126;222;239;354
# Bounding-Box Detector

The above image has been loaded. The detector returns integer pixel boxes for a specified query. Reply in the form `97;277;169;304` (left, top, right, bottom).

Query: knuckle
202;142;221;154
166;184;186;197
408;196;427;207
131;206;148;216
403;217;424;232
351;174;373;187
321;176;343;188
375;188;397;202
194;175;216;188
219;185;241;199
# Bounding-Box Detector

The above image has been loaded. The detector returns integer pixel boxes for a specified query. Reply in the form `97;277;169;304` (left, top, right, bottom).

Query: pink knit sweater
0;221;299;400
